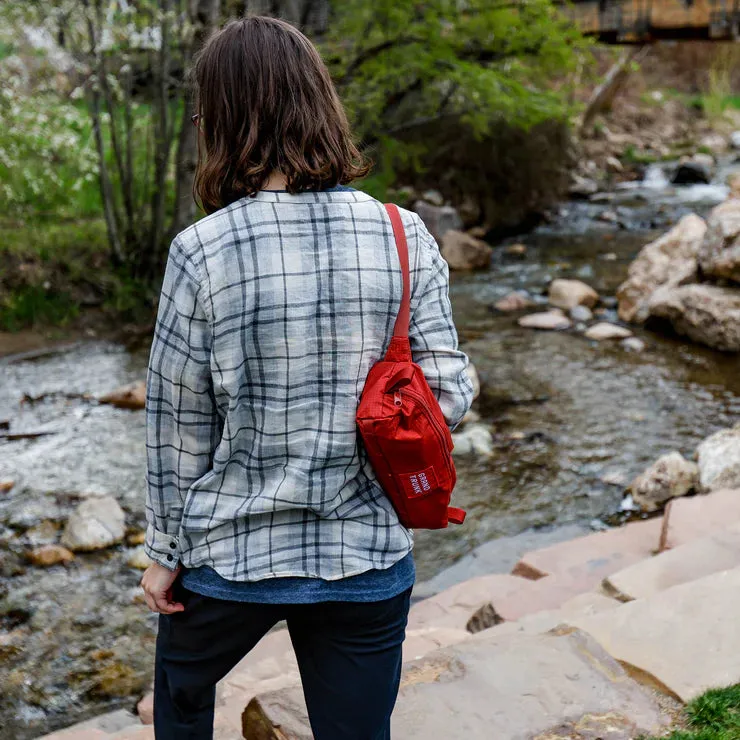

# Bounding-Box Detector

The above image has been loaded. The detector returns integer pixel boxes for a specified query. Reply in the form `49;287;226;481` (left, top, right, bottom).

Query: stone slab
244;629;667;739
513;518;662;580
569;567;740;702
659;489;740;551
39;710;139;739
607;522;740;600
413;524;589;599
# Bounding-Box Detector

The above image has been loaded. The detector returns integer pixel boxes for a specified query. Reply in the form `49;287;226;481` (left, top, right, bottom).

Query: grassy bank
644;685;740;739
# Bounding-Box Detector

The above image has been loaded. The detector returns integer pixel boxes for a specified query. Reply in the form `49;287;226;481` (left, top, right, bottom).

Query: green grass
644;685;740;740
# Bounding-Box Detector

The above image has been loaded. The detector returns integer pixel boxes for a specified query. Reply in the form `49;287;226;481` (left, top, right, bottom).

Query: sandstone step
606;522;740;600
659;488;740;551
243;628;668;740
107;727;153;740
568;567;740;702
412;524;590;599
38;709;139;739
512;517;662;581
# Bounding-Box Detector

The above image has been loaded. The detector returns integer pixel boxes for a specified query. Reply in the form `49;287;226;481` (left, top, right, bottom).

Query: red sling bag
356;203;466;529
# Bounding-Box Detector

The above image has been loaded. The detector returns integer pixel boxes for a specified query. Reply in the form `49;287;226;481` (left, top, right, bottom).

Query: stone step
412;524;590;599
659;488;740;551
512;517;662;581
606;521;740;600
243;629;669;740
38;710;139;739
568;566;740;702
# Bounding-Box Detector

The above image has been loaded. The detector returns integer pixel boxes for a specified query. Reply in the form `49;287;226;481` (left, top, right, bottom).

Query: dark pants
154;580;411;740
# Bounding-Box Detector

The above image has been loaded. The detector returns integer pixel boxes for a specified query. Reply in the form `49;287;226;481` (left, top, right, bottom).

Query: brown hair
193;16;369;214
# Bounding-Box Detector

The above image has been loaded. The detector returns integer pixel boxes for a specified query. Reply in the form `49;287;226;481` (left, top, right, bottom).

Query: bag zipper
393;387;455;479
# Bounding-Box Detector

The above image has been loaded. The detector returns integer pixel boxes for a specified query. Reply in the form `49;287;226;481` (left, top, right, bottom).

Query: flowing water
2;164;740;738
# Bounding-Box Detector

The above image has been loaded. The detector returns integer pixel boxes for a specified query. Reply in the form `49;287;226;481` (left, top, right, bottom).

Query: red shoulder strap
385;203;410;338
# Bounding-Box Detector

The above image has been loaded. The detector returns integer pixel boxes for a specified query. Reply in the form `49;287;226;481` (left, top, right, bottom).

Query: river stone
412;200;463;242
659;489;740;551
451;423;493;457
569;305;593;322
467;362;480;401
440;230;493;270
617;213;706;324
698;198;740;283
584;322;633;341
494;291;535;312
27;544;74;567
243;629;666;740
621;337;646;352
0;480;14;493
605;522;740;601
672;155;714;185
548;279;599;311
126;546;151;570
98;381;146;411
628;452;699;513
647;283;740;352
697;424;740;491
61;496;126;552
569;567;740;702
518;311;572;331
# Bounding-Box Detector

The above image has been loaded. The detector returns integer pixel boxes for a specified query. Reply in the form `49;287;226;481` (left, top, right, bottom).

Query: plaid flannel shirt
145;188;474;581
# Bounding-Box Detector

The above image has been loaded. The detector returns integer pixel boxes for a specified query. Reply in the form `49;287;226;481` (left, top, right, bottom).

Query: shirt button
166;554;174;562
169;542;176;549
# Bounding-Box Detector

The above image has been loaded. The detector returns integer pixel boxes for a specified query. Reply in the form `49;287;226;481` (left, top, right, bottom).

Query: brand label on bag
400;466;438;498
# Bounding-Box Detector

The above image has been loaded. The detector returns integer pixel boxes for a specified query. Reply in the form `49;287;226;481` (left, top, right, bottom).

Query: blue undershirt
181;182;415;604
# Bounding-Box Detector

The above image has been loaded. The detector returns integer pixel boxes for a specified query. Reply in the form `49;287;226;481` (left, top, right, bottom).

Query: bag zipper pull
394;391;403;407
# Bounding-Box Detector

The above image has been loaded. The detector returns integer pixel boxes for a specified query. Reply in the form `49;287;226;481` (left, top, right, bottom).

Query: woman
140;15;473;740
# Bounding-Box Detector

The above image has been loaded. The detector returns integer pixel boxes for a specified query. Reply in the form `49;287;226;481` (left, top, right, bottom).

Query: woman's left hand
141;562;185;614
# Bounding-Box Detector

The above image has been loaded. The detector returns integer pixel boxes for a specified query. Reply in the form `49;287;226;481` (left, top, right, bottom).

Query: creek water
2;166;740;738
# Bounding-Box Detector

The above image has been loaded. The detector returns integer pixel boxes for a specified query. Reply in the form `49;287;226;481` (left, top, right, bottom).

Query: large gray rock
243;630;667;740
570;567;740;702
617;214;706;324
412;201;463;243
647;283;740;352
628;451;699;513
698;198;740;283
61;496;126;552
697;424;740;491
440;230;493;270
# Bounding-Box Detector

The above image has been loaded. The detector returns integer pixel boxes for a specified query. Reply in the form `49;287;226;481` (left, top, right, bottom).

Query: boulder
621;337;646;352
548;279;599;311
627;452;699;513
126;546;151;570
440;230;493;270
494;291;535;312
569;174;599;198
698;198;740;283
412;201;463;243
647;283;740;352
584;322;633;341
569;567;740;703
659;489;740;551
451;423;493;457
569;305;593;322
617;213;706;324
99;381;146;411
672;161;712;185
697;424;740;491
518;311;572;331
27;544;74;567
421;189;445;207
61;496;126;552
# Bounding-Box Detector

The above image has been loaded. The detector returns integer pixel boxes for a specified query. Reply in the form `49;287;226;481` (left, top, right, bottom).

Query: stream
2;160;740;738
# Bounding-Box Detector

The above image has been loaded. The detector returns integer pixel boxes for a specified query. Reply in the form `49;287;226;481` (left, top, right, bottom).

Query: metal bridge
570;0;740;42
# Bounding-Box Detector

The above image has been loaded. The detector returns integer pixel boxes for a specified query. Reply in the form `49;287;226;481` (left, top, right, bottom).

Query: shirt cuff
144;524;180;571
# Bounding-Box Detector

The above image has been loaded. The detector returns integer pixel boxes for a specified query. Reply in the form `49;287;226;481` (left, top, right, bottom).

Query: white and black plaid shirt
145;188;474;581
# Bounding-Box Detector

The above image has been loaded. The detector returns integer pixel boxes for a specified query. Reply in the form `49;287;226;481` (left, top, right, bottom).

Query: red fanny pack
356;203;465;530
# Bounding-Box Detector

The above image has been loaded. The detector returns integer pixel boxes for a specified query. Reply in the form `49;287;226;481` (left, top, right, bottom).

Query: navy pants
154;580;411;740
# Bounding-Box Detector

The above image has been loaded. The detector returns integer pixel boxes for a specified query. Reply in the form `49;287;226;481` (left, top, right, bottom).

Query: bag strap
385;203;410;338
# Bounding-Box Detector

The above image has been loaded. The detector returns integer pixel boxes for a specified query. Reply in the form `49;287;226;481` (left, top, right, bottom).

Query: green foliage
642;685;740;740
327;0;587;142
0;286;78;332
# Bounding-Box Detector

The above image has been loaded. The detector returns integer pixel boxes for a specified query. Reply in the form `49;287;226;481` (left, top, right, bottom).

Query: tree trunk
170;0;222;240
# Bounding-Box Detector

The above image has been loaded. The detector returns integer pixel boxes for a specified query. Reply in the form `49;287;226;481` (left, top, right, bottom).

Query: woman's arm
144;240;220;571
408;217;475;430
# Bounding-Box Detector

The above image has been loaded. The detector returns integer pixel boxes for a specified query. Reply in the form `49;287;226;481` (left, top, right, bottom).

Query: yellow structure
569;0;740;42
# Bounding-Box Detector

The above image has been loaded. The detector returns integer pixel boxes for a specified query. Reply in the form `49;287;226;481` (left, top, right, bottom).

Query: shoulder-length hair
192;16;370;214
